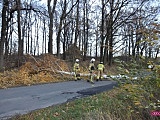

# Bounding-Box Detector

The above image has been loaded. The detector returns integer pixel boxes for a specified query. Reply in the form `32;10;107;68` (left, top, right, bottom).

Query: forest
0;0;159;72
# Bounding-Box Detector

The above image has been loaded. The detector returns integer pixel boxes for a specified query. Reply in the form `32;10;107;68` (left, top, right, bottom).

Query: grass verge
10;75;160;120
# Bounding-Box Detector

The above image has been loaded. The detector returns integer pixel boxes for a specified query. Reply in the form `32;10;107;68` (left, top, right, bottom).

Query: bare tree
47;0;57;54
99;0;105;62
17;0;23;57
0;0;9;71
124;0;160;59
82;0;87;61
42;15;47;54
56;0;78;58
74;0;79;46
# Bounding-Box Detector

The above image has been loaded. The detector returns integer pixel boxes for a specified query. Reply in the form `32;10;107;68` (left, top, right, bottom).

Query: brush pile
0;54;71;88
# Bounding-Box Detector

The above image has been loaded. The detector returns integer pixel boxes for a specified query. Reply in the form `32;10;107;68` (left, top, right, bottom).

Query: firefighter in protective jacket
88;58;95;83
73;59;80;80
97;61;105;81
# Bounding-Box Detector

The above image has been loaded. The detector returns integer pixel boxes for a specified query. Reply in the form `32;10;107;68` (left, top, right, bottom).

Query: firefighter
97;61;105;81
88;58;95;83
73;59;80;80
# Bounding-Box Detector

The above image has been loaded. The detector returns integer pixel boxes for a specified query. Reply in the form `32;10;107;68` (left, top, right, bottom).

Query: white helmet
91;58;95;62
76;59;79;62
148;65;153;69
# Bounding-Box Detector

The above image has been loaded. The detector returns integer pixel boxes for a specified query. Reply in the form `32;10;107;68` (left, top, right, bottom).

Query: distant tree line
0;0;160;71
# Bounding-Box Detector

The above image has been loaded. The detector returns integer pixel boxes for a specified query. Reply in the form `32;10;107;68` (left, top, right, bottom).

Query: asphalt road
0;79;117;119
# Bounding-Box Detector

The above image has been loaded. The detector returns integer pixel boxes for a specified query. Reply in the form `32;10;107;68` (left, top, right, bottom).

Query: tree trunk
42;18;46;54
100;0;105;62
95;30;98;58
74;0;79;46
108;0;114;66
83;0;87;61
48;14;53;54
17;0;23;57
63;20;67;60
48;0;57;54
0;0;8;71
103;17;109;64
57;27;62;58
56;0;67;58
28;7;32;54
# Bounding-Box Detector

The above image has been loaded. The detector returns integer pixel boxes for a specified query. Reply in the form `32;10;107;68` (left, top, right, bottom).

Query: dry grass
0;54;72;88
